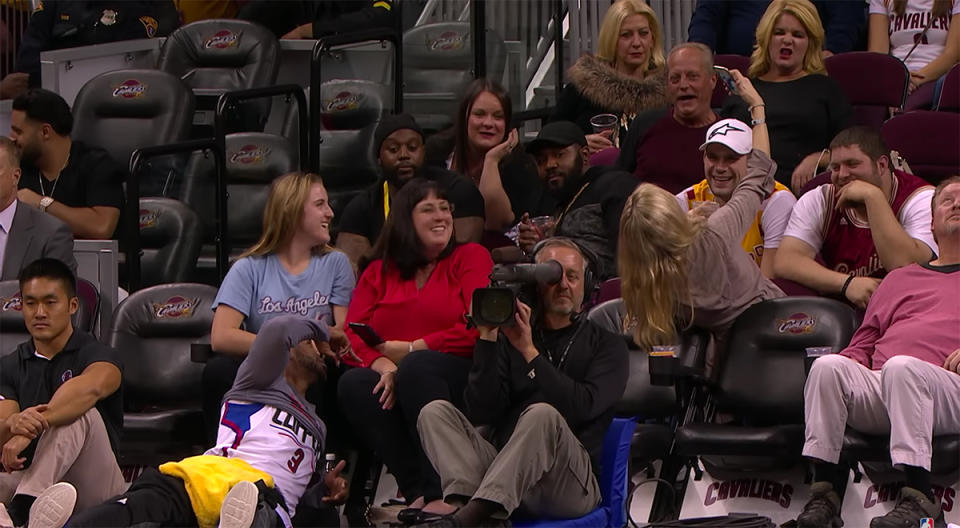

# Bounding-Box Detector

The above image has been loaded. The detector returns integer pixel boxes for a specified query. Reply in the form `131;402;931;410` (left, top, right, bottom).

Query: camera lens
473;288;516;326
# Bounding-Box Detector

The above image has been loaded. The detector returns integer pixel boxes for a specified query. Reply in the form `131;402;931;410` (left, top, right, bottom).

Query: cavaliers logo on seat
0;294;21;312
153;296;201;319
776;313;816;334
428;31;466;51
323;91;363;113
139;209;160;229
230;145;271;165
112;79;146;99
205;30;239;49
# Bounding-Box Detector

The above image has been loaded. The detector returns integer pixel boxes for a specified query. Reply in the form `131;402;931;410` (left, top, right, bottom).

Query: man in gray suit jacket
0;137;76;281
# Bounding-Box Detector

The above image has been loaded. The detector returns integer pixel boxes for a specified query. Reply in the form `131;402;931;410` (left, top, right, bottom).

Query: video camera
470;260;563;327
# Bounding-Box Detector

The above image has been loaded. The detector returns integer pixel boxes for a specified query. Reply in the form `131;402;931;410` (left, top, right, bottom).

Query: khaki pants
417;400;601;519
803;354;960;471
0;408;126;512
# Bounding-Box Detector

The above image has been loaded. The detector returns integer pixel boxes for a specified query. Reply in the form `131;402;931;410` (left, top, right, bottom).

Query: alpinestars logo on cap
709;123;746;140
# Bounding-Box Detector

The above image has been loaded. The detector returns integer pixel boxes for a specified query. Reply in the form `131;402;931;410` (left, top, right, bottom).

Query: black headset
530;237;599;310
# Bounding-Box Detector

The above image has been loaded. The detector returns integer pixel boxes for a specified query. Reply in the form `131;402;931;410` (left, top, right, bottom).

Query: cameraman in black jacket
414;238;628;526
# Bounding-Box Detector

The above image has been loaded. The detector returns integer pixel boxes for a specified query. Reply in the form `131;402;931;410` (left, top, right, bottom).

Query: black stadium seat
138;197;203;286
158;19;280;133
588;298;710;520
71;69;195;173
182;131;297;267
675;297;859;476
108;283;218;465
316;79;390;190
402;22;507;133
0;280;27;357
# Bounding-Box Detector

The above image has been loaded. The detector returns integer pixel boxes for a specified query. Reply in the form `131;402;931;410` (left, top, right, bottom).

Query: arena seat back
138;197;203;286
882;110;960;185
315;79;390;190
158;19;280;133
108;283;218;463
936;64;960;112
825;52;909;129
402;22;507;133
675;297;859;474
71;69;195;172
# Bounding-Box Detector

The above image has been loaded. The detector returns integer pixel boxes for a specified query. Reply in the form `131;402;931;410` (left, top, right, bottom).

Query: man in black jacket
414;238;629;526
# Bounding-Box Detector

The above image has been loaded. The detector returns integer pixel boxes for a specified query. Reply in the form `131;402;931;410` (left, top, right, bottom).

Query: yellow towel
159;455;274;528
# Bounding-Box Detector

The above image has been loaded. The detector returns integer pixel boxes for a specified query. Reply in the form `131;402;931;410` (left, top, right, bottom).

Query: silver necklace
38;173;59;198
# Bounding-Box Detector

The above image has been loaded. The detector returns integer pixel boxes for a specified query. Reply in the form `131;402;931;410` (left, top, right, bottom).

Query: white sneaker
218;480;259;528
27;482;76;528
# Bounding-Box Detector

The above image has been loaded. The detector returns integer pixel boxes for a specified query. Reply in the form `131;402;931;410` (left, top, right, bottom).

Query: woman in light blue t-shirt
203;172;355;443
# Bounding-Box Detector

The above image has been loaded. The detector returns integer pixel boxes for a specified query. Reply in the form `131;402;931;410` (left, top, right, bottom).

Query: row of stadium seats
3;275;956;523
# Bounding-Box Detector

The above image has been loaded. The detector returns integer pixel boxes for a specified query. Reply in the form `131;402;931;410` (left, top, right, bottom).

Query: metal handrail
309;28;403;172
213;84;309;172
127;139;225;290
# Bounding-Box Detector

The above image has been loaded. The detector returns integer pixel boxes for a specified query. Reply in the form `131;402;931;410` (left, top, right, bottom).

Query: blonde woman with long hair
619;72;783;366
747;0;851;192
553;0;668;153
203;172;355;441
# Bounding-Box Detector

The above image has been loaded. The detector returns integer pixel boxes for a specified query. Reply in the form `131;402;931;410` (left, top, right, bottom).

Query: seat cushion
843;430;960;474
123;408;205;443
675;424;804;457
631;423;673;465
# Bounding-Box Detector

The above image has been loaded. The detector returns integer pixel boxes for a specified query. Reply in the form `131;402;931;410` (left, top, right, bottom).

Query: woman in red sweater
338;178;494;522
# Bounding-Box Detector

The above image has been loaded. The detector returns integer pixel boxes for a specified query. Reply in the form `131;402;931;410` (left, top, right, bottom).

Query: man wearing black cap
336;114;485;266
519;121;638;279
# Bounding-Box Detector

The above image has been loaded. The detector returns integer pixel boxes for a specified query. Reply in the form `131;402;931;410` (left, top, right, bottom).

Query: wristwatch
39;196;54;212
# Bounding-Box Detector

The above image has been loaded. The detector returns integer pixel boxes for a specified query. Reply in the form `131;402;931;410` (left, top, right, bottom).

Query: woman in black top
747;0;852;192
552;0;668;153
425;79;554;233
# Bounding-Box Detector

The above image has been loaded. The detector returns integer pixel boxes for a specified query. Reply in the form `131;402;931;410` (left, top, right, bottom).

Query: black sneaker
869;486;944;528
797;481;843;528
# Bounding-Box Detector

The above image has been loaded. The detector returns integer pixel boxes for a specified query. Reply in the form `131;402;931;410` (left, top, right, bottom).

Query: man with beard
792;176;960;528
336;114;484;266
413;238;628;526
775;126;936;309
518;121;637;280
9;89;124;240
42;315;350;528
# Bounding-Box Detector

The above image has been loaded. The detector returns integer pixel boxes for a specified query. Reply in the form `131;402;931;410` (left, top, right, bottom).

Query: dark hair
451;78;512;171
0;137;20;167
366;178;457;279
829;126;889;163
11;89;73;136
18;258;77;298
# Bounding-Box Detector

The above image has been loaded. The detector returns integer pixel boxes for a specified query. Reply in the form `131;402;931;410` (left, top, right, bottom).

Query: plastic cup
530;215;556;238
804;346;834;374
649;345;679;386
589;113;619;146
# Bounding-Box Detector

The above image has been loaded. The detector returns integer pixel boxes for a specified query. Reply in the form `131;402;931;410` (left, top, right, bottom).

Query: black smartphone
713;65;738;95
348;322;384;347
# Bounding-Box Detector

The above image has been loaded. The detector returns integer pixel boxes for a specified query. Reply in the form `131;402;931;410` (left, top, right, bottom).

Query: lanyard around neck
382;181;390;219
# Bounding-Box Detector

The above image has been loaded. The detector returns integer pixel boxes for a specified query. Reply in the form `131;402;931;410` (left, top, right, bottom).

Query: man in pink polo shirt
793;176;960;528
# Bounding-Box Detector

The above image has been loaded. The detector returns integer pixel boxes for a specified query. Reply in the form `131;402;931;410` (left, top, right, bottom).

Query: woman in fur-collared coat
553;0;668;153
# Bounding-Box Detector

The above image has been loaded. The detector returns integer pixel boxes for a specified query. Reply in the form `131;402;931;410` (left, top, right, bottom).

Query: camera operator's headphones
530;237;599;310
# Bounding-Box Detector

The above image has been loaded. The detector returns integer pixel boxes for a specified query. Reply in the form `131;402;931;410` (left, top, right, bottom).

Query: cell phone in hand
348;322;384;347
713;65;738;95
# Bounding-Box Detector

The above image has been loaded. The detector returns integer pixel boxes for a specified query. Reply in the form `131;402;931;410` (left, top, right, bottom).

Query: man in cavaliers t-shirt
775;126;936;309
